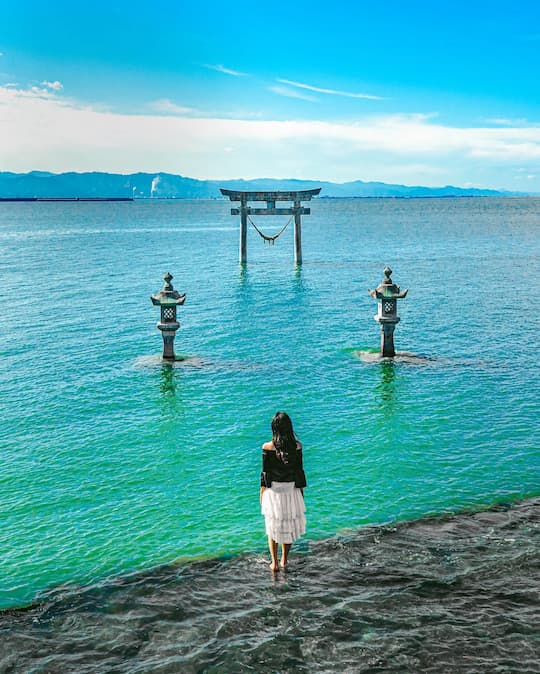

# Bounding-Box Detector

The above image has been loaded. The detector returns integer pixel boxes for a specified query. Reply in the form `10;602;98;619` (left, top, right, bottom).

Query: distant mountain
0;171;520;199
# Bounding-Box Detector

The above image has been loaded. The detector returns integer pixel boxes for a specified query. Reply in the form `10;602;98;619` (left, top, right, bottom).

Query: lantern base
165;354;187;362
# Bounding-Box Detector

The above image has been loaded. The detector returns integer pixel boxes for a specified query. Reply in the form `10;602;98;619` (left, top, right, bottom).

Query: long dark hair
271;411;298;464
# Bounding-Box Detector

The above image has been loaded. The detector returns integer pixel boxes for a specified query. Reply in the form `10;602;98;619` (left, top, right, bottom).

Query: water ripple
1;198;539;618
0;498;538;673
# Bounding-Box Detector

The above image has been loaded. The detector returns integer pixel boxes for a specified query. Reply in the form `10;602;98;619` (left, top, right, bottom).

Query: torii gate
220;188;321;264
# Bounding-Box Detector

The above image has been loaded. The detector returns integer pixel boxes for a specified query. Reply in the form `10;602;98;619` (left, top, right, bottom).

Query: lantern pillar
380;322;397;358
369;267;408;358
151;272;186;361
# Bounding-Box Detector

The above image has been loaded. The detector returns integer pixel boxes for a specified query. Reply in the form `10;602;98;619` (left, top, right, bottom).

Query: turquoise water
0;197;538;610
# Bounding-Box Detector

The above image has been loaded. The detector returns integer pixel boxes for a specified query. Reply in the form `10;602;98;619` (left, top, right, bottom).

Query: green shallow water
0;197;538;609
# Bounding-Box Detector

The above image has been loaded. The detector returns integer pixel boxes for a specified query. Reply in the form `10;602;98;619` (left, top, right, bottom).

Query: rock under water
1;498;538;673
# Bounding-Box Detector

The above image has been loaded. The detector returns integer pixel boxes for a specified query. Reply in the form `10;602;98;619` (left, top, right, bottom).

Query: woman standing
260;411;307;571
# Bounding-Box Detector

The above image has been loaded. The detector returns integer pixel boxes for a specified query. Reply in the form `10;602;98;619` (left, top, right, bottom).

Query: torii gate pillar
220;188;321;265
294;200;302;265
240;193;248;264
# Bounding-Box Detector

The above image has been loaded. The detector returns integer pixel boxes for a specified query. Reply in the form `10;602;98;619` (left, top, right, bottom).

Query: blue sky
1;0;540;189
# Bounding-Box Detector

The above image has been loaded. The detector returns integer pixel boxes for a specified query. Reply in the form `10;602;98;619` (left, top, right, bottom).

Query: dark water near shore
1;498;538;673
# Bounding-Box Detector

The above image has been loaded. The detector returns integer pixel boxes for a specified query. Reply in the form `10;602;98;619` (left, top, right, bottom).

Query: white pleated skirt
261;481;306;544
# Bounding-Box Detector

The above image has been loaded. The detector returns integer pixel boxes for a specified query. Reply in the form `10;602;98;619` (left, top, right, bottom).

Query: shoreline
2;492;538;616
1;494;537;673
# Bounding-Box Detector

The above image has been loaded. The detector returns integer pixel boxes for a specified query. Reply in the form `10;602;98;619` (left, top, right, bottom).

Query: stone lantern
151;272;186;360
369;267;408;358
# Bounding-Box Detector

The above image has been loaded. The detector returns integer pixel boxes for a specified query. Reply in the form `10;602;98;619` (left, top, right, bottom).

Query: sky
1;0;540;189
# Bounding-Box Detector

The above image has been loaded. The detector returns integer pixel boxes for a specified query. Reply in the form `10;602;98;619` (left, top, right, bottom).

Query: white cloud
30;86;55;97
277;78;385;100
15;84;65;100
147;98;194;115
41;80;63;91
268;85;317;102
203;64;247;77
17;81;65;100
2;84;540;188
486;117;539;127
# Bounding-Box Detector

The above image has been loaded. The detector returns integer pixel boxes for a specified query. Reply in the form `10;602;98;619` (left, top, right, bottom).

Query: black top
260;447;307;488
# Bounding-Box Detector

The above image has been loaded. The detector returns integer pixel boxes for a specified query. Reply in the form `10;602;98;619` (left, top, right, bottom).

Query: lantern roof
369;267;408;300
151;272;187;306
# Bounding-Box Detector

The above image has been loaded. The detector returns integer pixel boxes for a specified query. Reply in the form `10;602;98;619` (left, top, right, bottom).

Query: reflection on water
376;360;396;405
238;262;248;286
158;364;180;417
291;265;306;294
159;364;177;397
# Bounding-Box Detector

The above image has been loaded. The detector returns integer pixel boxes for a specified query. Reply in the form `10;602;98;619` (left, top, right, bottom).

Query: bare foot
280;558;287;570
269;562;278;572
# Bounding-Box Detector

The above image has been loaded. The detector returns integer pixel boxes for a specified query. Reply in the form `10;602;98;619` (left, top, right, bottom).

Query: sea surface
0;197;539;670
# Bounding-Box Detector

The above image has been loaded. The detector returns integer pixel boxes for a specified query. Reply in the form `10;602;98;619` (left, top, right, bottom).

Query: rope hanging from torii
247;214;294;245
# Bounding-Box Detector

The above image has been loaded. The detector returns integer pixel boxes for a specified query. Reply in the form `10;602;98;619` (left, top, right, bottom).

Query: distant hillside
0;171;518;199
